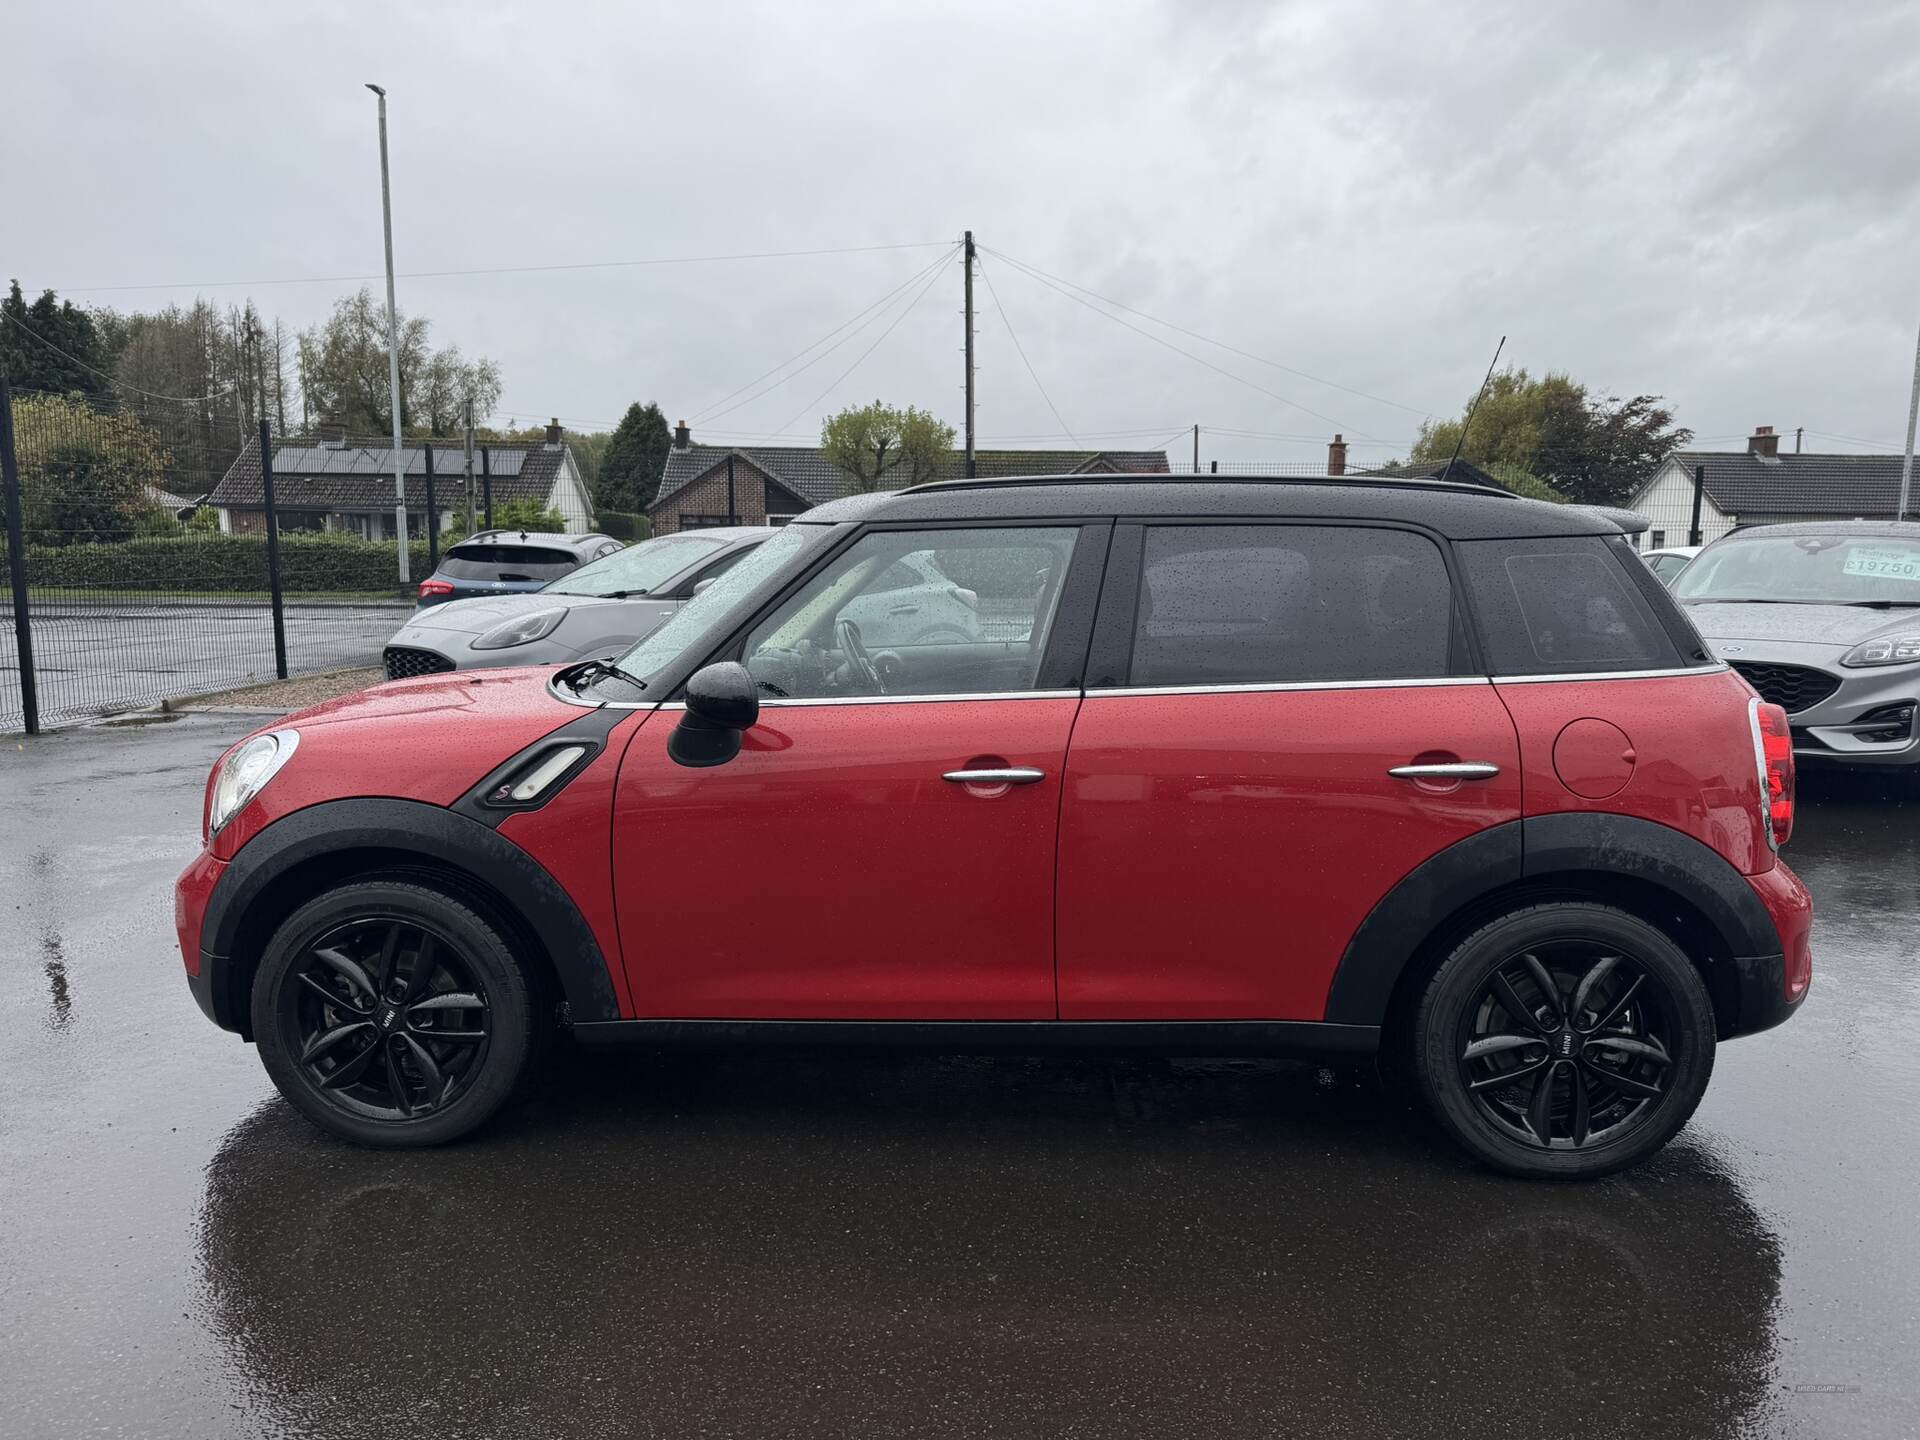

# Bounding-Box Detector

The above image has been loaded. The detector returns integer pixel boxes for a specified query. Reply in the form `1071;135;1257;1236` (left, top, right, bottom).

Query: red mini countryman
175;475;1811;1179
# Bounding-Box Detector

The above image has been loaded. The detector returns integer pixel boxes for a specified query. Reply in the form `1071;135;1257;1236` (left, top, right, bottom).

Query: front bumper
176;848;242;1032
1722;642;1920;767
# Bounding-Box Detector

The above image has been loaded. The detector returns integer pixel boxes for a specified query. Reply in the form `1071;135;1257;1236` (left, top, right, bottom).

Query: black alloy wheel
1411;903;1716;1181
283;916;493;1120
1457;944;1673;1150
253;880;534;1147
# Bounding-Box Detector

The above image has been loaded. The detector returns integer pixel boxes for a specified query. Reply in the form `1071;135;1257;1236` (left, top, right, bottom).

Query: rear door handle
1388;762;1502;780
943;767;1046;784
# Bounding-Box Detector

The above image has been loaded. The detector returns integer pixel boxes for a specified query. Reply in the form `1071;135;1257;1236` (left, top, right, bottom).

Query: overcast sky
9;1;1920;464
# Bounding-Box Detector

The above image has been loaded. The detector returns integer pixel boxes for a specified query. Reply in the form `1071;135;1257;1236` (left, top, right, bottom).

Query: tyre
251;879;534;1147
1408;903;1716;1181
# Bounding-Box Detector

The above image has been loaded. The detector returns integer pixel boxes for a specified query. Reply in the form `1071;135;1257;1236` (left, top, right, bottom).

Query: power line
775;257;953;437
0;308;236;403
985;249;1373;440
692;244;960;426
980;243;1436;419
977;254;1074;443
53;240;959;296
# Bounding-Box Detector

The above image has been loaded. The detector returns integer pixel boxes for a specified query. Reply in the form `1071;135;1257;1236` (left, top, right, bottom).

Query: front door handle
1388;761;1502;781
943;767;1046;784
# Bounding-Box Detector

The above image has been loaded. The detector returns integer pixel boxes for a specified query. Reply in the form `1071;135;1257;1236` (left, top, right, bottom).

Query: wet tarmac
2;712;1916;1438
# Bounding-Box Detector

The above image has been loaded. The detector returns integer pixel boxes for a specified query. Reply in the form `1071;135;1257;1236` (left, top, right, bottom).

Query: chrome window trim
656;689;1082;711
1088;676;1488;698
1492;663;1728;684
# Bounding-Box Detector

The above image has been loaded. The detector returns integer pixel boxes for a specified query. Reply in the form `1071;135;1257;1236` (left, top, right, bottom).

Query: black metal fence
1;384;419;732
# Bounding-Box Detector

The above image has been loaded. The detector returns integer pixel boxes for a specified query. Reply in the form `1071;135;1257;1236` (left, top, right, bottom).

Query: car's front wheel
251;879;533;1147
1409;903;1716;1180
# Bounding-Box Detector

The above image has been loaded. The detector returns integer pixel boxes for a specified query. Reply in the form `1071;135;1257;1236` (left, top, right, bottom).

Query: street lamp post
366;83;408;582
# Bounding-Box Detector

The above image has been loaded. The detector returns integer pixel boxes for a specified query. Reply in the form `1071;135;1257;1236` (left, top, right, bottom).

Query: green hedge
4;533;429;594
599;511;650;542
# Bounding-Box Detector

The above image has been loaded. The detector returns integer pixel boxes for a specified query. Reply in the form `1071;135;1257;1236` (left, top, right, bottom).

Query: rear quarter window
1457;534;1706;674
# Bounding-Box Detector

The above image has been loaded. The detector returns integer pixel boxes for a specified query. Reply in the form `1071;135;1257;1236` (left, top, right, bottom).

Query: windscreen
1673;533;1920;606
543;534;727;597
438;545;577;581
613;525;823;684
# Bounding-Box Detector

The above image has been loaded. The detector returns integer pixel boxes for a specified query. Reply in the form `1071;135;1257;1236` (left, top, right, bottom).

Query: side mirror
691;577;717;597
668;662;760;768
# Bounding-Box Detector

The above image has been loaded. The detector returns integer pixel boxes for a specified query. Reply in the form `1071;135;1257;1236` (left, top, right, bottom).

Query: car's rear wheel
251;880;533;1147
1410;903;1716;1181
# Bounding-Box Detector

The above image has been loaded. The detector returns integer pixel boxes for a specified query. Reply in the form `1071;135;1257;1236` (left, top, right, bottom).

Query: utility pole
367;83;408;580
463;399;477;535
963;231;976;478
1900;312;1920;521
1192;423;1200;474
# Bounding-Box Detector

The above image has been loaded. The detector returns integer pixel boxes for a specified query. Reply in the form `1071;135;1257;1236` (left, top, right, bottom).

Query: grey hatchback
415;529;624;609
384;527;773;679
1674;521;1920;768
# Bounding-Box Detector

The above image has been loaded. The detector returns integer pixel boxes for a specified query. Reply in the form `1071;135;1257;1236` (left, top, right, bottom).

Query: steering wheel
835;617;886;694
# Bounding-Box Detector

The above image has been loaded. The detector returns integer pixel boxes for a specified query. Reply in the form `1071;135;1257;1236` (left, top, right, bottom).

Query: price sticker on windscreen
1841;547;1920;581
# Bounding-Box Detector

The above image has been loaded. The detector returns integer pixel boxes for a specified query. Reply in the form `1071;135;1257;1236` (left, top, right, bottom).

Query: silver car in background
383;527;774;679
1674;521;1920;768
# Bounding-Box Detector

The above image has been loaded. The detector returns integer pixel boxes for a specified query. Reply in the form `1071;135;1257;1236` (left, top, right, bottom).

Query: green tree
488;498;565;533
1410;368;1689;507
11;392;177;544
597;403;670;512
295;288;500;434
820;400;955;494
1;282;112;395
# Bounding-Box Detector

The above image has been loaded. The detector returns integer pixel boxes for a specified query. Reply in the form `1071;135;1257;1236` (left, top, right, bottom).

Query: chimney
1748;425;1780;461
545;417;563;448
316;419;347;449
1327;433;1347;476
673;418;691;450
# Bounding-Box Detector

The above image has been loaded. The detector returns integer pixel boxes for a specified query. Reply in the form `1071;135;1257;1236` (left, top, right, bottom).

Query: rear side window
1129;524;1454;686
1456;535;1691;674
438;545;577;581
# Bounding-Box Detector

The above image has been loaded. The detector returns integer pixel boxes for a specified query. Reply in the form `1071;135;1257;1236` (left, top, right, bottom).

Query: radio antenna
1439;335;1506;485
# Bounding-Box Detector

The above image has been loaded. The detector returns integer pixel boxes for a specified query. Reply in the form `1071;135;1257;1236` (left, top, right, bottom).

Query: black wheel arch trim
1324;813;1785;1034
197;797;620;1035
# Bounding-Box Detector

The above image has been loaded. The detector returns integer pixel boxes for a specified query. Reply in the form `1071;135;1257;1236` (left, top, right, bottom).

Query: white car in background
1641;544;1702;586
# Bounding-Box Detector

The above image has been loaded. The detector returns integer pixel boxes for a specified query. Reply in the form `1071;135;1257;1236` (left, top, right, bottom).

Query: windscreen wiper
596;589;649;599
562;657;647;694
1839;599;1920;608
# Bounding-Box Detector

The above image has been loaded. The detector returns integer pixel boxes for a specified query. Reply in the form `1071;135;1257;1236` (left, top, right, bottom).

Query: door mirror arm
669;662;760;768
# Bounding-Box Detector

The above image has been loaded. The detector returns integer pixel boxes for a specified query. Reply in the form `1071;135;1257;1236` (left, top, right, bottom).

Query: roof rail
900;472;1518;500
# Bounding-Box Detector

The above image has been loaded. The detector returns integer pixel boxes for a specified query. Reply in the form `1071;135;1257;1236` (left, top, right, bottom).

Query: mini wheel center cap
1554;1028;1578;1059
378;1006;402;1032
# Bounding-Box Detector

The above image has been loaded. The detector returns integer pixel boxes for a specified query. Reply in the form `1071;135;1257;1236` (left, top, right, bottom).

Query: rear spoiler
1571;504;1651;536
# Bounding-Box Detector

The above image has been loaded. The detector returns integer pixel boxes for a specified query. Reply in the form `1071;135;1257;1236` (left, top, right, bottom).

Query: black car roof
799;475;1625;541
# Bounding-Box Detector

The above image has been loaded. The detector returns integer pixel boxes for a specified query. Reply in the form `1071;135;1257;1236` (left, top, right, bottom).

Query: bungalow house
209;420;595;537
647;419;1169;533
1626;426;1913;550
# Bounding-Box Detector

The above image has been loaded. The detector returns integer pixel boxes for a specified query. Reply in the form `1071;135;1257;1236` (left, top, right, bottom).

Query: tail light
419;578;454;600
1748;698;1795;848
950;585;979;610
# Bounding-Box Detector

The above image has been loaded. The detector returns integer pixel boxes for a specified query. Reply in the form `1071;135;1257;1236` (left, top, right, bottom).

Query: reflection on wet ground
1;716;1915;1438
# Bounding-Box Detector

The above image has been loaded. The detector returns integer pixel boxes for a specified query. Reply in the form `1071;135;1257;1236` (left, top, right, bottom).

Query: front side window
1127;524;1453;686
741;526;1079;699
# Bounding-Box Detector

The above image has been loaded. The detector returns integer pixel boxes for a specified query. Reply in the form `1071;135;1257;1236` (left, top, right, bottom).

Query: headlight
1840;632;1920;667
472;608;567;650
207;729;300;838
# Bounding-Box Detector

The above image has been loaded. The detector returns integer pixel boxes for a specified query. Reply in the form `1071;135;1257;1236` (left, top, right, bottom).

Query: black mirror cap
669;662;759;768
684;661;759;730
